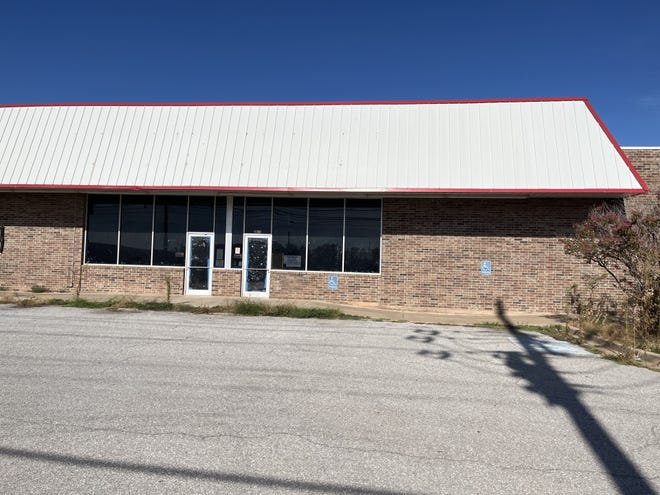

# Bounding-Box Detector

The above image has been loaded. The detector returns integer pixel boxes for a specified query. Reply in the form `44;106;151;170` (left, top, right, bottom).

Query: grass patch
30;285;49;293
226;300;351;319
48;298;116;309
222;300;360;319
42;297;357;320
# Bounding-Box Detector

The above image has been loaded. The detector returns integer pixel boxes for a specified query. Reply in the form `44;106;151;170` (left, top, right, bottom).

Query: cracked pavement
0;305;658;494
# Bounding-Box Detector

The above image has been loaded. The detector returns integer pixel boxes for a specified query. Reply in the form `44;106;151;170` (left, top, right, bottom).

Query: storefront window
119;195;154;265
84;194;382;274
153;196;187;266
307;199;343;271
85;194;120;264
344;199;381;273
272;198;307;270
188;196;214;232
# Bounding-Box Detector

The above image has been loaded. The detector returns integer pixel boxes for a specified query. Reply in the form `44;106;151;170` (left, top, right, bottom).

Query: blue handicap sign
328;275;339;290
480;260;492;276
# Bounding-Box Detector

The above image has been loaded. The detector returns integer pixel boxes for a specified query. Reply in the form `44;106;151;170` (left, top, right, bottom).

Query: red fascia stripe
0;97;589;108
582;99;649;193
0;184;645;194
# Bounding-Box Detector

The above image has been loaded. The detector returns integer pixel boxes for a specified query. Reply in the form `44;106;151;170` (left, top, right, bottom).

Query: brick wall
80;265;185;295
378;197;607;312
270;271;380;303
623;148;660;213
0;193;85;292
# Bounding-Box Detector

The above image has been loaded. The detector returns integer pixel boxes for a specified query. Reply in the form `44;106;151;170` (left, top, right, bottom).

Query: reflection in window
231;197;245;268
153;196;187;266
119;195;153;265
188;196;214;232
84;194;382;274
85;194;120;264
214;197;227;267
307;199;343;271
344;199;381;273
272;198;306;270
245;197;272;234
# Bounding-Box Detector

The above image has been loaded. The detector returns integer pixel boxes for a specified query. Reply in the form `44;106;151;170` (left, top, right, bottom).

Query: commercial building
0;98;654;312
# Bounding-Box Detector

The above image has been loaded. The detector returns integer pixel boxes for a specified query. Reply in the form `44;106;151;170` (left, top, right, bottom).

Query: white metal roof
0;99;647;195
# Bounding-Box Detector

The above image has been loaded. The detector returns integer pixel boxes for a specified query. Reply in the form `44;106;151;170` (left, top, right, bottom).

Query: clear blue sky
2;0;658;145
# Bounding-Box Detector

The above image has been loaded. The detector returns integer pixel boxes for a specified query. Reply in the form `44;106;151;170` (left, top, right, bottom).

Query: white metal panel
0;100;646;193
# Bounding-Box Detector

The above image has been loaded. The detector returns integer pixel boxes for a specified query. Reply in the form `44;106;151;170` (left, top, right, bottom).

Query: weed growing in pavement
14;297;42;308
164;274;172;305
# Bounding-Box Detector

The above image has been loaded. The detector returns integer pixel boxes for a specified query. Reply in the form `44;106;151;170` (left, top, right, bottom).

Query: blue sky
1;0;658;145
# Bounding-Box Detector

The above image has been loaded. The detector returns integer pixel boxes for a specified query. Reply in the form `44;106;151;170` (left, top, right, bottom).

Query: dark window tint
119;195;153;265
188;196;214;232
245;197;272;234
307;199;343;271
344;199;381;273
214;197;227;267
85;194;119;264
231;197;245;268
153;196;187;266
272;198;307;270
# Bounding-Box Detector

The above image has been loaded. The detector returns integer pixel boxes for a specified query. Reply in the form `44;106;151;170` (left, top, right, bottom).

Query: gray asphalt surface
0;305;658;495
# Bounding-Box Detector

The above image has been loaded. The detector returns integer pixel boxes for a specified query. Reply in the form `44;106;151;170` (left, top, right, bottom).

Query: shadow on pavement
0;446;420;495
495;299;656;495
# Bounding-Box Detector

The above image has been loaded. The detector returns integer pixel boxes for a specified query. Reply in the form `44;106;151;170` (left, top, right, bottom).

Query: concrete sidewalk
3;291;566;327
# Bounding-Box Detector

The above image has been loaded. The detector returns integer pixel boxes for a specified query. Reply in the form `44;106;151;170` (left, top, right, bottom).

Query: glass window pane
119;195;153;265
246;237;269;269
188;196;214;232
231;197;245;268
344;199;381;273
245;269;268;292
245;197;272;234
153;196;187;266
308;198;343;271
272;198;306;270
214;197;227;268
189;268;209;290
85;194;119;264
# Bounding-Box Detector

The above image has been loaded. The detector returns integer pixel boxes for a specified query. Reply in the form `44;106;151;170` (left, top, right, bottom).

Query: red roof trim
0;184;645;194
0;97;588;108
582;100;649;193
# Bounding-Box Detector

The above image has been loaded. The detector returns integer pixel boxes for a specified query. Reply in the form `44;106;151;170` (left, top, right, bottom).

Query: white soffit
0;99;648;194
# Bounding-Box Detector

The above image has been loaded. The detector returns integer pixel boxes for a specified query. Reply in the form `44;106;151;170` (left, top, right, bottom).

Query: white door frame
241;233;272;298
185;232;214;296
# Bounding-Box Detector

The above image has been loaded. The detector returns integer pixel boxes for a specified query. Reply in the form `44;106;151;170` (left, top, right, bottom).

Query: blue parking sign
480;260;492;276
328;275;339;290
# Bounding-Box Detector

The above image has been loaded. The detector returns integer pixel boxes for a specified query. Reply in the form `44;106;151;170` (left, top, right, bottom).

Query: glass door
185;233;214;295
242;234;272;298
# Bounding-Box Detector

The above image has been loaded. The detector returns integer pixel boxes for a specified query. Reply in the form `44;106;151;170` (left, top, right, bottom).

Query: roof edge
0;97;589;108
582;99;650;193
0;184;645;196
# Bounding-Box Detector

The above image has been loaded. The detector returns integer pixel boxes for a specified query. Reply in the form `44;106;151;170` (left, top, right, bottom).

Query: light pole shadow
495;299;656;495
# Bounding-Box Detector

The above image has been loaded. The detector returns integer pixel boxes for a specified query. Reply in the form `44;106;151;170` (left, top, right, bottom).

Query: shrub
562;199;659;343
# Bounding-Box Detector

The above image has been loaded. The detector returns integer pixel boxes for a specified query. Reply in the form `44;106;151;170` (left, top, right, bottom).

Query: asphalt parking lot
0;305;658;495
